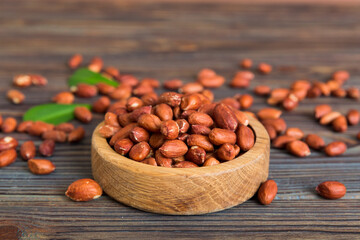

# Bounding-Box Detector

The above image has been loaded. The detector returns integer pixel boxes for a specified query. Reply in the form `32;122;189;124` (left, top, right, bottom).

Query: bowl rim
92;115;269;177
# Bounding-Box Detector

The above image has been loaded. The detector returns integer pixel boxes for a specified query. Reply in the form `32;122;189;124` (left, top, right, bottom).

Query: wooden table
1;0;359;239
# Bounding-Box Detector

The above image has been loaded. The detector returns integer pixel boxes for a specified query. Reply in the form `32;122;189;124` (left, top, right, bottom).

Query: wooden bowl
91;116;270;215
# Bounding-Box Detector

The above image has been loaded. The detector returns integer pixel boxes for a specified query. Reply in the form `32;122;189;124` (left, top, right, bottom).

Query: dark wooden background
0;0;360;239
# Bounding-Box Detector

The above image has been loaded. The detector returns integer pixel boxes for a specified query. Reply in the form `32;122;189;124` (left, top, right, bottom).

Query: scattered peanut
316;181;346;200
65;178;103;202
258;179;277;205
7;89;25;104
28;159;55;175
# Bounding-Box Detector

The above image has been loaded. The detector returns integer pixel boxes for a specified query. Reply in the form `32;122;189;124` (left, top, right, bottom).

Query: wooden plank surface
0;0;360;239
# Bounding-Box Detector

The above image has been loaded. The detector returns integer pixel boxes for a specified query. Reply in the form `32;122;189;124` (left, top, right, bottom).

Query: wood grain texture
0;0;360;239
92;119;269;215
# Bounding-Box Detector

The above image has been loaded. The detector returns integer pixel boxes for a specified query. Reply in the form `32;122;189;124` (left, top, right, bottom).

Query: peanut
141;92;159;106
238;94;253;109
155;150;172;168
88;57;103;73
104;66;120;78
97;82;115;95
114;138;134;155
236;125;255;152
324;141;347;157
198;75;225;88
257;108;282;120
27;121;55;136
185;146;206;165
258;63;272;74
117;74;139;87
159;92;182;107
17;121;33;133
254;85;271;96
286;140;311;157
217;143;236;161
188;112;213;127
314;104;332;119
203;157;220;166
68;54;83;69
346;109;359;126
179;82;204;94
272;135;296;149
160;120;180;140
7;89;25;104
130;106;152;122
347;87;359;100
104;112;120;127
191;125;211;135
52;92;74;104
129;142;151;161
319;111;341;125
30;74;48;86
138;114;161;132
159;140;188;158
0;136;18;151
187;134;214;152
332;70;349;83
99;125;120;138
2;117;17;133
73;83;98;98
305;134;325;150
0;149;17;168
213;103;238;131
209;128;236;146
13;74;32;87
285;128;304;140
130;127;150;143
163;79;183;90
68;127;85;143
20;141;36;160
65;178;103;202
126;97;143;112
332;88;346;98
55;123;75;133
149;133;165;149
258;179;277;205
316;181;346;200
141;157;157;166
154;104;173;121
180;94;202;111
332;115;347;132
74;106;92;123
263;123;277;140
174;161;199;168
240;58;252;69
92;96;111;113
28;159;55;175
42;130;67;143
176;119;190;134
39;140;55;157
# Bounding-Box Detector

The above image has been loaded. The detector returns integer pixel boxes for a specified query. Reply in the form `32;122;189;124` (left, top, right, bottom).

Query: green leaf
23;103;91;125
68;68;119;87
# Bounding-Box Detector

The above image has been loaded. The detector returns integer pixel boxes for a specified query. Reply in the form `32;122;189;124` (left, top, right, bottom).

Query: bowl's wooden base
91;117;270;215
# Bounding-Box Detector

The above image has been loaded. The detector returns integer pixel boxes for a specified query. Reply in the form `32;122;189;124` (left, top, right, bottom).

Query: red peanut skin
324;142;347;157
316;181;346;199
258;179;278;205
65;178;103;202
